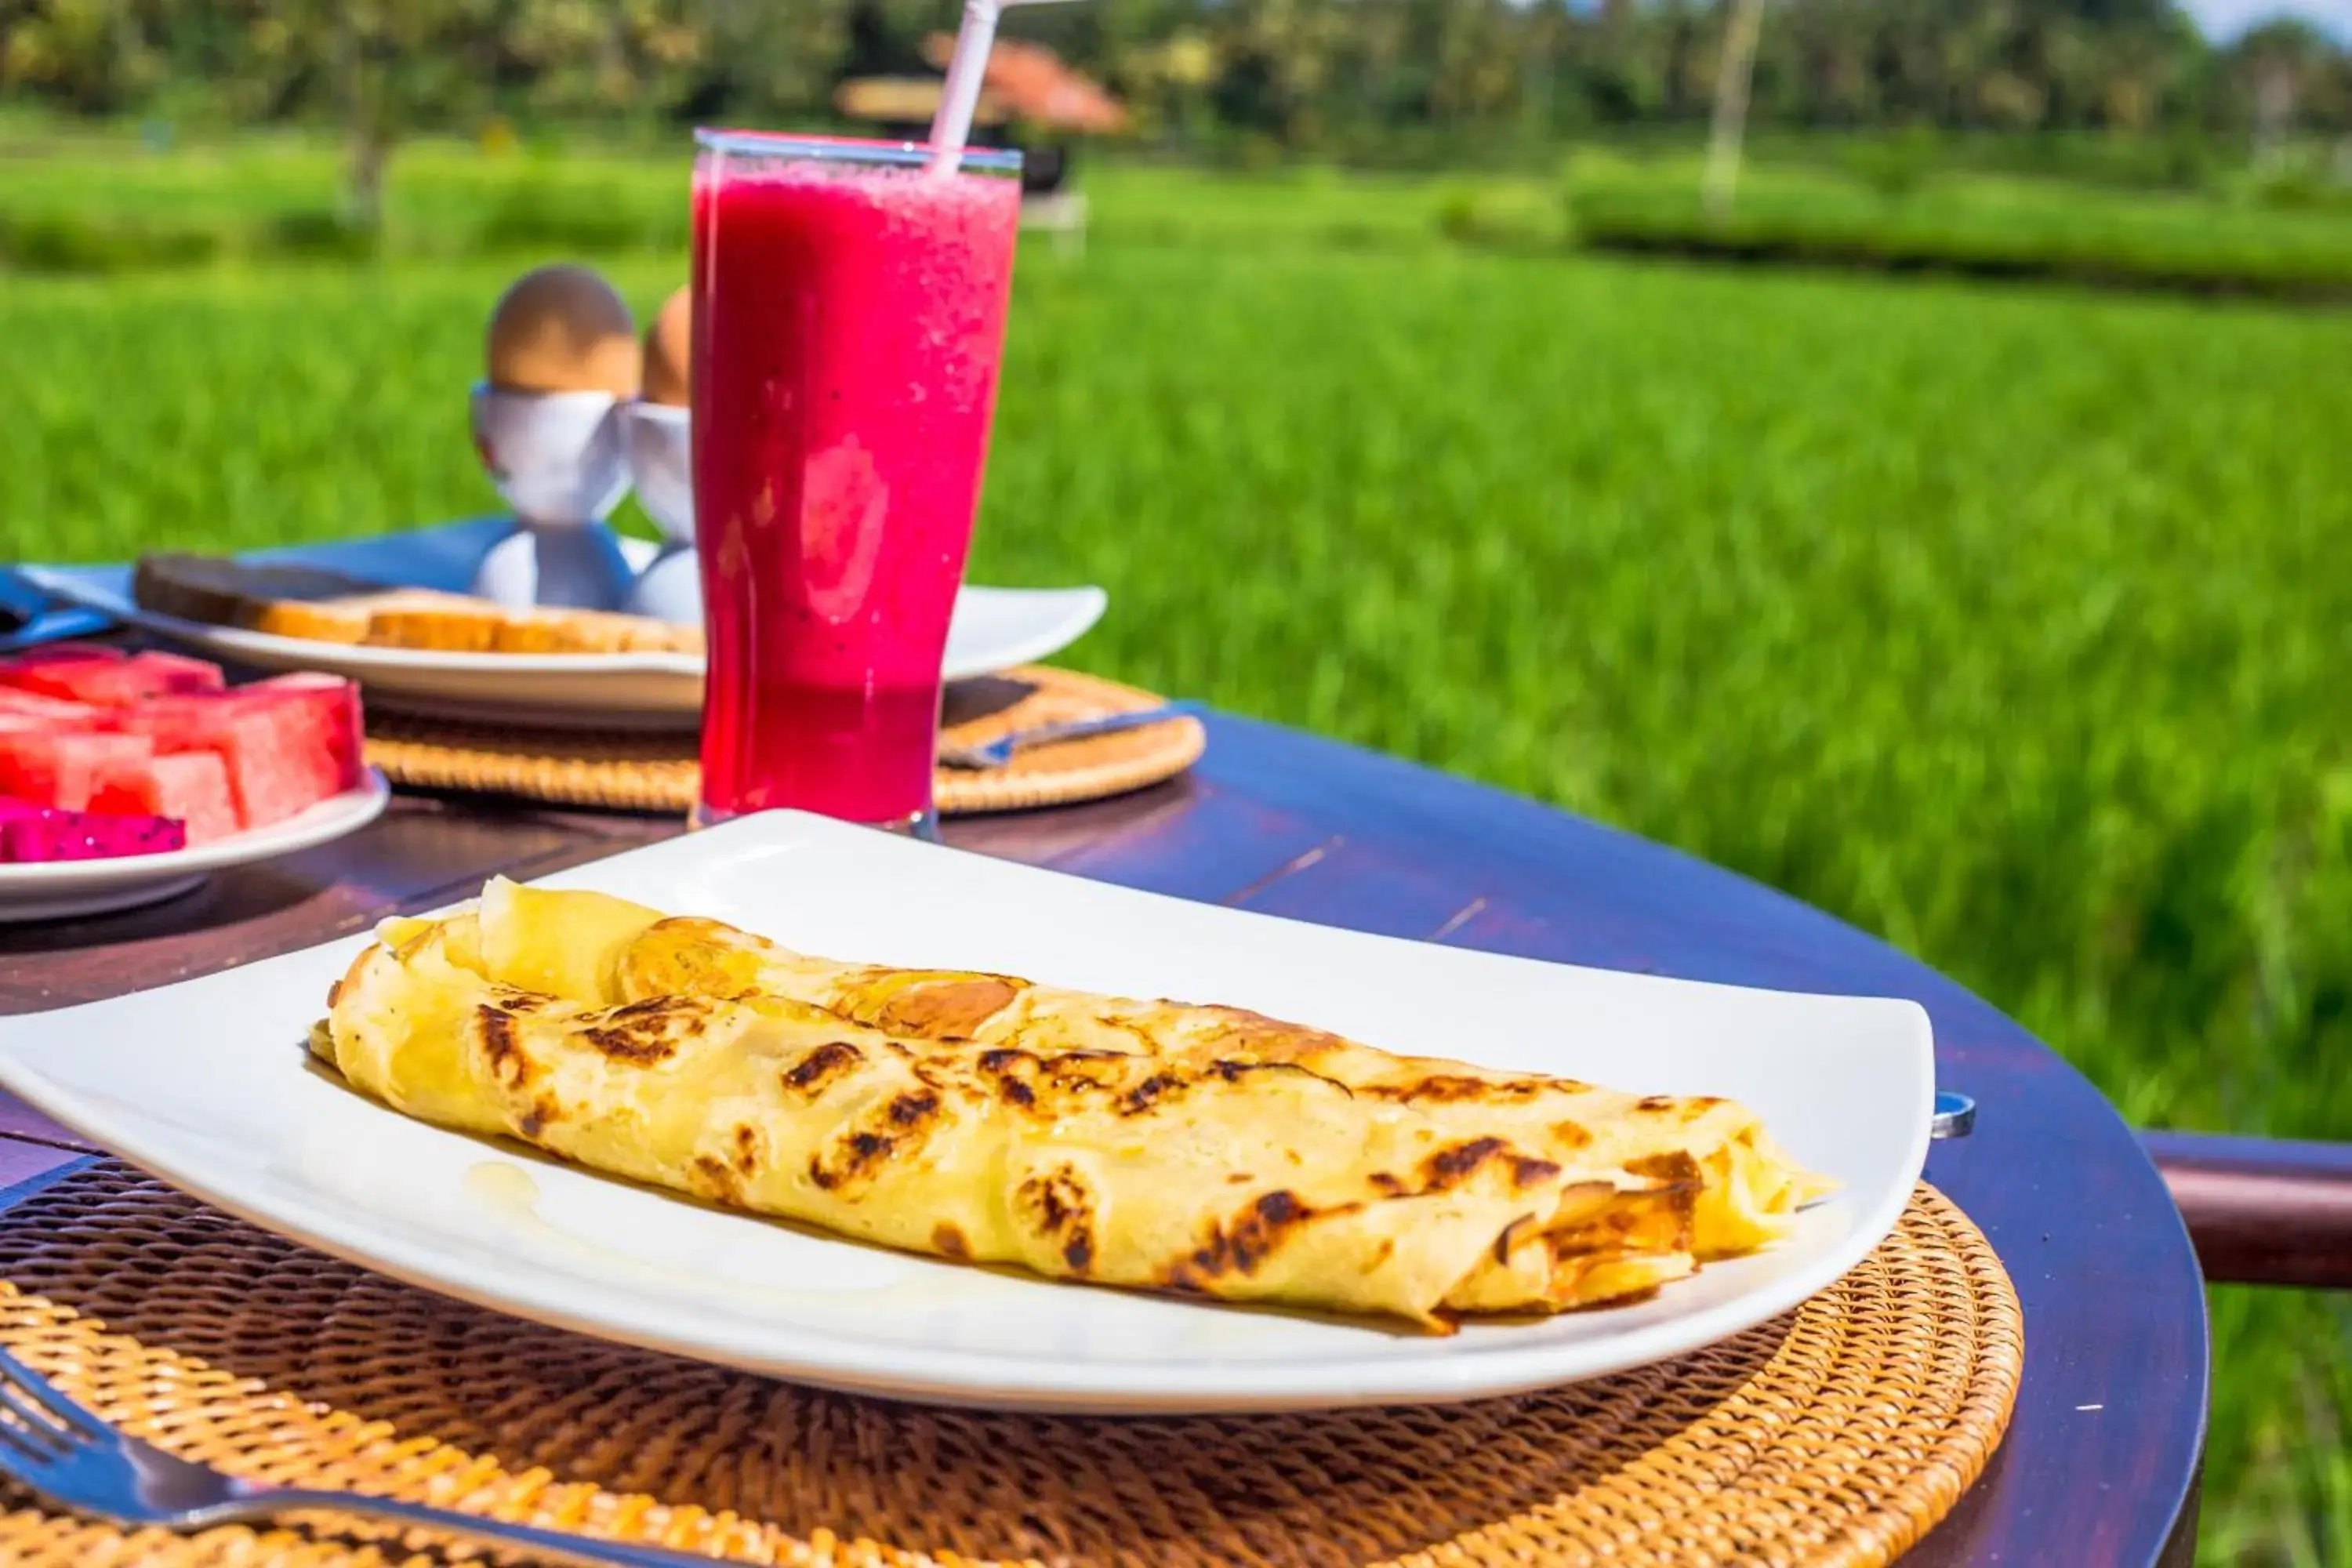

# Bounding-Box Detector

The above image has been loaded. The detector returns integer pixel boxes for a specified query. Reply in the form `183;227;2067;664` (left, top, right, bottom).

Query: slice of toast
359;591;517;652
132;551;703;656
489;604;704;655
133;553;394;643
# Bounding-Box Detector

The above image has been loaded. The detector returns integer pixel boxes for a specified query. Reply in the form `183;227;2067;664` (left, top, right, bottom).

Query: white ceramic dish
0;770;390;923
0;811;1933;1413
24;563;1109;732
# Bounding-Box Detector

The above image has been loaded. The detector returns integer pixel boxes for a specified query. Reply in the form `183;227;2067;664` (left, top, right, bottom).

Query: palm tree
2234;17;2331;162
1703;0;1767;219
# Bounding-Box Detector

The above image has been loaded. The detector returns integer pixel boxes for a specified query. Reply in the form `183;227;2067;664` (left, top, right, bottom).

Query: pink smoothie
691;141;1021;823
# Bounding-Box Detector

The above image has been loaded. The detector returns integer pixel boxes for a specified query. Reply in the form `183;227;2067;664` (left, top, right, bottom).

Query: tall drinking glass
691;131;1023;832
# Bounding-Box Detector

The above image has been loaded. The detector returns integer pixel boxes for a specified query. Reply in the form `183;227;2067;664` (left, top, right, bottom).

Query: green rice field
4;141;2352;1563
1560;147;2352;299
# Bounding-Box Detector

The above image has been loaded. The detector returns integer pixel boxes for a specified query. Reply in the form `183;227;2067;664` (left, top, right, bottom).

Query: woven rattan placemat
0;1164;2019;1567
363;666;1205;818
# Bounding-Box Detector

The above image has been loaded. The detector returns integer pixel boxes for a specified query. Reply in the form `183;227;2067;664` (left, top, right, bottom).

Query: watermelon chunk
235;673;366;793
0;731;154;810
0;688;101;725
2;650;226;706
89;750;239;844
0;798;186;862
107;693;343;829
142;650;228;690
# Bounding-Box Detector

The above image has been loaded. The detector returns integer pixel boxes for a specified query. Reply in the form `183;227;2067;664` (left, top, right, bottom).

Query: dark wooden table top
0;712;2207;1567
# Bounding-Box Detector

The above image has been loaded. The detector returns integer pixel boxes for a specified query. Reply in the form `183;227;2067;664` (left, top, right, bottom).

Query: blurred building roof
914;35;1131;134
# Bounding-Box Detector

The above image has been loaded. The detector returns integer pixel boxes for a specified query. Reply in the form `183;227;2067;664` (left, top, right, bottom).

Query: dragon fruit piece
0;803;187;863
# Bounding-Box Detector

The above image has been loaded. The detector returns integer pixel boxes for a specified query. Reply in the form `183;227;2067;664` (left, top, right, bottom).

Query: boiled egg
485;264;641;397
641;286;693;407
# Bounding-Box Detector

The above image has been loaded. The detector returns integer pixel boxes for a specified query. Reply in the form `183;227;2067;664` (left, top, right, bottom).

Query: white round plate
24;557;1108;734
0;771;390;923
0;812;1933;1413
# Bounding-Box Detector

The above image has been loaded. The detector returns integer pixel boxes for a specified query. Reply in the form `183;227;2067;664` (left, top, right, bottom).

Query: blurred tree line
4;0;2349;211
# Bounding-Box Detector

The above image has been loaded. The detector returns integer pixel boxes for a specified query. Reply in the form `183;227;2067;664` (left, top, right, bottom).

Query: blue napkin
0;571;113;654
5;517;524;653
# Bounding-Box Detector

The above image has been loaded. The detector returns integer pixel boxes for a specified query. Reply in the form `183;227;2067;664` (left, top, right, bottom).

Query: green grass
4;144;2352;1563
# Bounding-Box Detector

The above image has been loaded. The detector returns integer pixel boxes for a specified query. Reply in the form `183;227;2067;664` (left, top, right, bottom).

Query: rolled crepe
324;880;1831;1330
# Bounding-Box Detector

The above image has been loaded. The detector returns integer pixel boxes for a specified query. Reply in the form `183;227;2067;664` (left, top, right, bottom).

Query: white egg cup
468;382;637;613
619;401;702;626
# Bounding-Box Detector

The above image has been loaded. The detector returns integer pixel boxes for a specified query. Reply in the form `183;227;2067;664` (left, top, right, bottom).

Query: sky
2180;0;2352;38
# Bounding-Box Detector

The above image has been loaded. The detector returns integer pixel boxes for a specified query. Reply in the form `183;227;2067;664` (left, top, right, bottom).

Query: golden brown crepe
320;880;1831;1331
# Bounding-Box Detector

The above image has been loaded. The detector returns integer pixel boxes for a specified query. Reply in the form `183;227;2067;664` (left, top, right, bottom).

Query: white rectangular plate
0;771;391;924
0;811;1933;1414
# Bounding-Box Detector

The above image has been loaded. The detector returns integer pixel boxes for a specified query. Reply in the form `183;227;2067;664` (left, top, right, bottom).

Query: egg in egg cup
469;263;642;613
619;286;701;626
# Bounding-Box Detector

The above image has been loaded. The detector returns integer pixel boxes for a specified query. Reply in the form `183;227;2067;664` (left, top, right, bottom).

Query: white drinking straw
925;0;1084;176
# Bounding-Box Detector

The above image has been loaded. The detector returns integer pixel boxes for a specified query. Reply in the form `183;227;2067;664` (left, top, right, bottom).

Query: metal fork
936;700;1206;770
0;1345;724;1566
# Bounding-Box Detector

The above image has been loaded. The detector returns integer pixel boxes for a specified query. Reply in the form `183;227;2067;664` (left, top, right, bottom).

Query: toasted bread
132;550;702;657
627;617;703;655
133;553;392;643
359;592;514;652
492;605;637;654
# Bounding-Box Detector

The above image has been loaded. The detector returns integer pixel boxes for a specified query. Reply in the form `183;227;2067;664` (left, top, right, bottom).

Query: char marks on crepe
318;884;1834;1331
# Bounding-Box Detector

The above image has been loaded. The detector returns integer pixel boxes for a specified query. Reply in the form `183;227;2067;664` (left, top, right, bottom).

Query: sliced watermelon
235;673;366;793
137;650;227;689
89;750;239;844
2;650;226;706
0;688;101;725
107;694;342;829
0;797;186;862
0;731;155;811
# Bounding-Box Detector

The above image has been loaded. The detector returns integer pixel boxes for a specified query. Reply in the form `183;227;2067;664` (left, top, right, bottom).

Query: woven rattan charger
364;666;1205;818
0;1163;2019;1568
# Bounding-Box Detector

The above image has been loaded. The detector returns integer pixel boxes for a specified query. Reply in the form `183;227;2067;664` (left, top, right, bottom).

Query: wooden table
0;712;2208;1567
